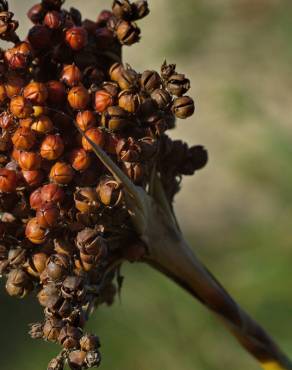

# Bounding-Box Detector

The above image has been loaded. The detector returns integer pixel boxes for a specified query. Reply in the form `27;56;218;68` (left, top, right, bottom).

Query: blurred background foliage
1;0;292;369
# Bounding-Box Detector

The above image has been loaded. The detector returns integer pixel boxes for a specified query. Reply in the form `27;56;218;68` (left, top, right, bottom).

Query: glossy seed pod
25;217;47;244
0;169;17;192
49;162;74;184
23;82;48;105
10;96;33;119
36;202;60;228
81;128;106;152
40;135;64;160
65;27;88;51
12;127;36;150
76;110;96;131
67;85;90;110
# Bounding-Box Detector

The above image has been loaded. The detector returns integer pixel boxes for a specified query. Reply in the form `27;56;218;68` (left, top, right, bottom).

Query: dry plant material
0;0;204;369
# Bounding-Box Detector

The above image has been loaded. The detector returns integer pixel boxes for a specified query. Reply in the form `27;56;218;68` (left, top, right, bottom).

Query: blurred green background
1;0;292;369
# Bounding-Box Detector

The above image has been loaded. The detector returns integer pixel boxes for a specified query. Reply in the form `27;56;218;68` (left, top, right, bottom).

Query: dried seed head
6;268;33;298
151;88;172;110
85;350;101;368
47;356;64;370
74;187;100;213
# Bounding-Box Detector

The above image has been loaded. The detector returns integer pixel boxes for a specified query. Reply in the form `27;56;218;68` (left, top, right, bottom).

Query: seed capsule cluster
0;0;207;369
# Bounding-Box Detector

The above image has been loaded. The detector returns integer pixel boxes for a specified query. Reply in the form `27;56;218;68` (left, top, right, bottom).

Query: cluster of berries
0;0;207;369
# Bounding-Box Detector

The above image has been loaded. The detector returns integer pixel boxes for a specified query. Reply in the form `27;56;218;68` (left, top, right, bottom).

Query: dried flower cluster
0;0;207;369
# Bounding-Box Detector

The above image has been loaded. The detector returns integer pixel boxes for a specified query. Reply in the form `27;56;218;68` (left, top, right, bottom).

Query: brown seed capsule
118;90;140;113
41;183;65;204
167;73;190;97
27;3;44;24
29;187;43;210
49;162;74;184
4;48;28;70
82;128;105;152
172;96;195;119
46;254;70;281
47;356;64;370
61;64;82;87
140;70;161;93
101;106;129;131
115;20;141;45
29;322;44;340
65;27;88;51
110;63;138;90
151;88;172;109
85;350;101;368
38;283;60;308
122;161;144;183
46;80;66;105
44;10;62;29
68;85;90;110
132;0;150;20
18;151;41;170
5;72;25;99
25;217;47;244
0;112;12;130
61;275;84;300
96;176;123;207
74;187;100;213
40;135;64;160
12;127;36;150
94;90;114;113
19;117;33;128
77;228;107;261
22;169;44;188
76;110;96;131
26;252;48;277
0;168;17;192
109;62;124;83
80;334;100;352
6;268;33;298
31;115;54;134
37;202;59;228
112;0;132;19
23;82;48;105
28;25;51;49
116;137;141;162
10;96;33;119
68;350;87;369
58;325;82;349
8;248;26;267
69;148;91;171
0;84;7;105
43;317;64;342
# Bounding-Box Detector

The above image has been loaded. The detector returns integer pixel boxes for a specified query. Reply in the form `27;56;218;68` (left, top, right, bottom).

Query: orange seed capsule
40;135;64;160
49;162;74;184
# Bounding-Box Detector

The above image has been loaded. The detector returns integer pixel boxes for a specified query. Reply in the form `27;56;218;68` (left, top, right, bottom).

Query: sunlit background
1;0;292;369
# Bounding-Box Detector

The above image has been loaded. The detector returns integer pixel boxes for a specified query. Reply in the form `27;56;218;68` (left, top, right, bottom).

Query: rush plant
0;1;290;369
